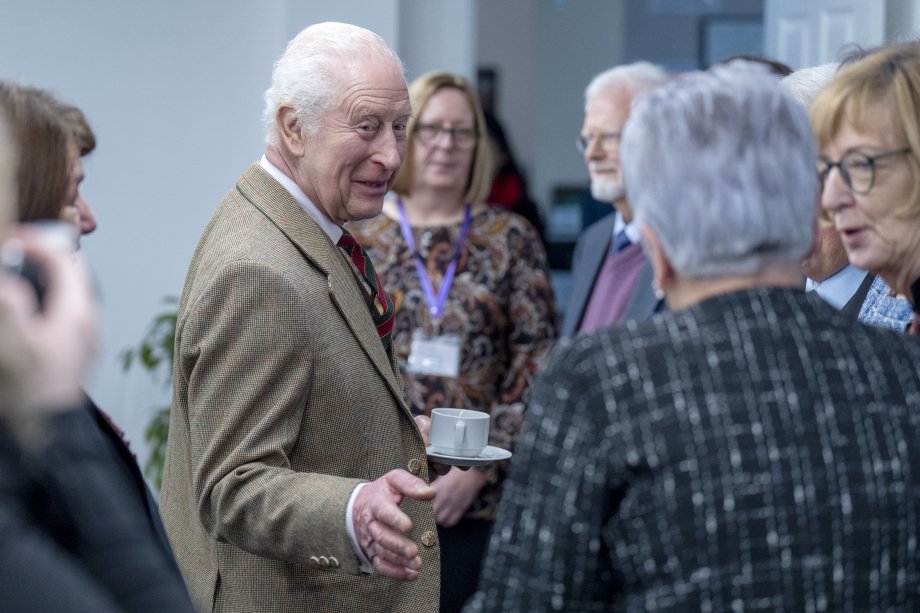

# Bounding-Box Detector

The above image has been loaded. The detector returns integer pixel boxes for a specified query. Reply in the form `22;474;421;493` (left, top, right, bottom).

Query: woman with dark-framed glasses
348;71;557;612
811;41;920;333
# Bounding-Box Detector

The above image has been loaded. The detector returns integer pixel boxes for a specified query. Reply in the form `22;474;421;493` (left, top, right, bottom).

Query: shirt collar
259;155;342;243
612;211;641;245
806;264;869;310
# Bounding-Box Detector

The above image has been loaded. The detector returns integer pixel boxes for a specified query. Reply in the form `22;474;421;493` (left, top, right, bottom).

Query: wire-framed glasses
576;131;621;154
817;148;911;195
414;123;477;149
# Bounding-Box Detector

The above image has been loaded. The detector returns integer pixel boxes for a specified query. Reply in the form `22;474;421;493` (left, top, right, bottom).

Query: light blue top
858;275;913;332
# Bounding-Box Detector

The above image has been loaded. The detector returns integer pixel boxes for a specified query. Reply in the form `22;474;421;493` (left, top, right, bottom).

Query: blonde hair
391;72;492;204
810;41;920;219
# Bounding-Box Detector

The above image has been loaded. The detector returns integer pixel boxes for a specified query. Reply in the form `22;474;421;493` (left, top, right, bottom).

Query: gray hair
262;22;405;146
584;61;668;108
622;61;817;278
780;63;838;107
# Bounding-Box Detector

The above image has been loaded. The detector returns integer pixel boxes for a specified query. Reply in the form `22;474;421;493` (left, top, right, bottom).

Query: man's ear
639;221;675;293
276;106;305;156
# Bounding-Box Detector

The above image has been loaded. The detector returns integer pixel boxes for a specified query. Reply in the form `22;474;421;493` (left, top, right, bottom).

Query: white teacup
429;408;489;458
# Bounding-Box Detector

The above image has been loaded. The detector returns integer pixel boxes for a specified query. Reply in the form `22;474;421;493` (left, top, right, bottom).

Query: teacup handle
454;421;466;450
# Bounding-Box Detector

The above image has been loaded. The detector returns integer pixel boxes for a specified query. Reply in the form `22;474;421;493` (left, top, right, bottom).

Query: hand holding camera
0;223;98;412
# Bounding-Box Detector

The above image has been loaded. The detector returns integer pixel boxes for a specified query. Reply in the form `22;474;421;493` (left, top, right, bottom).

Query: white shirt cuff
346;482;374;574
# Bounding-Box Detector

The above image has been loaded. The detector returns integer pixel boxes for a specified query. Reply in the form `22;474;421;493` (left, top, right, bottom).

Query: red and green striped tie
337;229;395;350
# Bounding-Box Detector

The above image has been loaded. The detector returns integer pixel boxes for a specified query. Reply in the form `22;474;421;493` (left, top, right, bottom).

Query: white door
765;0;885;69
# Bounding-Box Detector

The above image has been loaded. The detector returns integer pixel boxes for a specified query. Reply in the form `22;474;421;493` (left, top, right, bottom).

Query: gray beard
590;177;625;203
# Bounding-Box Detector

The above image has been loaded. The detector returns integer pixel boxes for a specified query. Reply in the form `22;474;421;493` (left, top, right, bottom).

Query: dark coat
468;287;920;612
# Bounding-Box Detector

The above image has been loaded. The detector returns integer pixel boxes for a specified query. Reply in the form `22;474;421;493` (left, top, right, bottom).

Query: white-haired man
161;23;441;612
561;61;669;337
783;62;912;330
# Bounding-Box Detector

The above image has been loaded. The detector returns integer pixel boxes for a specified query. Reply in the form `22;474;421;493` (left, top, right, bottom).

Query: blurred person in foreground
562;61;668;337
161;22;442;612
812;40;920;334
0;83;194;612
784;62;912;330
2;80;179;553
349;71;557;612
465;61;920;612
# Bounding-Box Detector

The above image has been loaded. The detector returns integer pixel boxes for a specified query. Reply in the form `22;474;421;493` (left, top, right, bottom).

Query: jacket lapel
563;213;616;337
235;164;410;416
623;258;661;321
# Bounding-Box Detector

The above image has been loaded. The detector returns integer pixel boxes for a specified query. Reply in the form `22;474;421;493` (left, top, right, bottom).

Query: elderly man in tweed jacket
160;23;440;612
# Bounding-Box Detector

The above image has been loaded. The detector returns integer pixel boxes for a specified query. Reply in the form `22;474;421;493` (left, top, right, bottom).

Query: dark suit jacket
561;212;658;337
838;271;875;320
85;397;176;558
466;287;920;612
0;408;194;612
160;164;439;612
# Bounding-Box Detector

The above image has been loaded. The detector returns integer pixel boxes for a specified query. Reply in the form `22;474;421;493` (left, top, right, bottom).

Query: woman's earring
652;279;665;301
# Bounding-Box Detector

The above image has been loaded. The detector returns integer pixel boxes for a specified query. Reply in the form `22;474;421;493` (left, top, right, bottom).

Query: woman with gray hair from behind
465;61;920;612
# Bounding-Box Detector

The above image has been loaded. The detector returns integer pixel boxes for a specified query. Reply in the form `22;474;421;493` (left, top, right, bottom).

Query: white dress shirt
805;264;869;311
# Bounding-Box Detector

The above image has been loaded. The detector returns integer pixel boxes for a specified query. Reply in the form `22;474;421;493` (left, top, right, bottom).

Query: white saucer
425;445;512;467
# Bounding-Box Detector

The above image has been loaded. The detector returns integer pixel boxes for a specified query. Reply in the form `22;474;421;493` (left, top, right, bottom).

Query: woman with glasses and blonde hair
349;71;557;612
811;41;920;332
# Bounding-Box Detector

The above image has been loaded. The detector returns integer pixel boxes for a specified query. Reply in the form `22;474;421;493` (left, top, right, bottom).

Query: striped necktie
337;229;395;350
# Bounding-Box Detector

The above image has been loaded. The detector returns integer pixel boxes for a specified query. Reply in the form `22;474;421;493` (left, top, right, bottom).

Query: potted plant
120;296;178;490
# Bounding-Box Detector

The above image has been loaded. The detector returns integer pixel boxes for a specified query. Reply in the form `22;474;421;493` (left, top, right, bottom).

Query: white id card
407;331;461;378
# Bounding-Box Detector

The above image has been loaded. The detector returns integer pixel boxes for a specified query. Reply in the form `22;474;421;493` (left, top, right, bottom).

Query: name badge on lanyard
408;330;461;377
397;198;472;379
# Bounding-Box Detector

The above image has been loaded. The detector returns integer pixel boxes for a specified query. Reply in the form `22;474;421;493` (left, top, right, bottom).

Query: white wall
400;0;476;80
477;0;538;195
531;0;628;211
0;0;473;482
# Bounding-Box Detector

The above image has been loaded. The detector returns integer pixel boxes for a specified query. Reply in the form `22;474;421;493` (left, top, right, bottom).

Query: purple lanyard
396;198;472;320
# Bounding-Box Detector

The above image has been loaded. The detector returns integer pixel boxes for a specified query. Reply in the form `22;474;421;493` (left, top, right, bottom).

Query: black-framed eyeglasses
817;148;911;195
576;131;620;154
414;123;477;149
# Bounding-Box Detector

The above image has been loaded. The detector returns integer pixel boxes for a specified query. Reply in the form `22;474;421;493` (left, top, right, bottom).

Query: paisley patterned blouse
349;203;558;520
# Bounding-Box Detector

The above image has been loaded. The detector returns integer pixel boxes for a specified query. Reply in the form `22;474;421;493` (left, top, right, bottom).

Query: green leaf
121;295;179;493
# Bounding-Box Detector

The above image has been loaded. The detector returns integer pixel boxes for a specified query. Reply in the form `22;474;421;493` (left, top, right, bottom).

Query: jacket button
421;530;437;547
329;556;339;568
309;556;320;566
319;556;330;567
408;458;423;475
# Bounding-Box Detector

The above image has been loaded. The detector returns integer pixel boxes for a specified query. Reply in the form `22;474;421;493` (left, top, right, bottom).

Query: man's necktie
337;229;395;350
612;229;632;254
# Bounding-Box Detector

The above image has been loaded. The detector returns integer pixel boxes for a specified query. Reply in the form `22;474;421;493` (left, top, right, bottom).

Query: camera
1;221;78;311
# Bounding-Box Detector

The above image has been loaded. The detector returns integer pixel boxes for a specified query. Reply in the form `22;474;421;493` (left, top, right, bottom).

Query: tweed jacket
858;274;913;332
160;164;440;612
466;287;920;612
561;212;659;337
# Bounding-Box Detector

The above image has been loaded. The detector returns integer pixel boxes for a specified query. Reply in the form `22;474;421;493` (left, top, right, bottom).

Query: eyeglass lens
577;132;620;153
415;124;476;147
